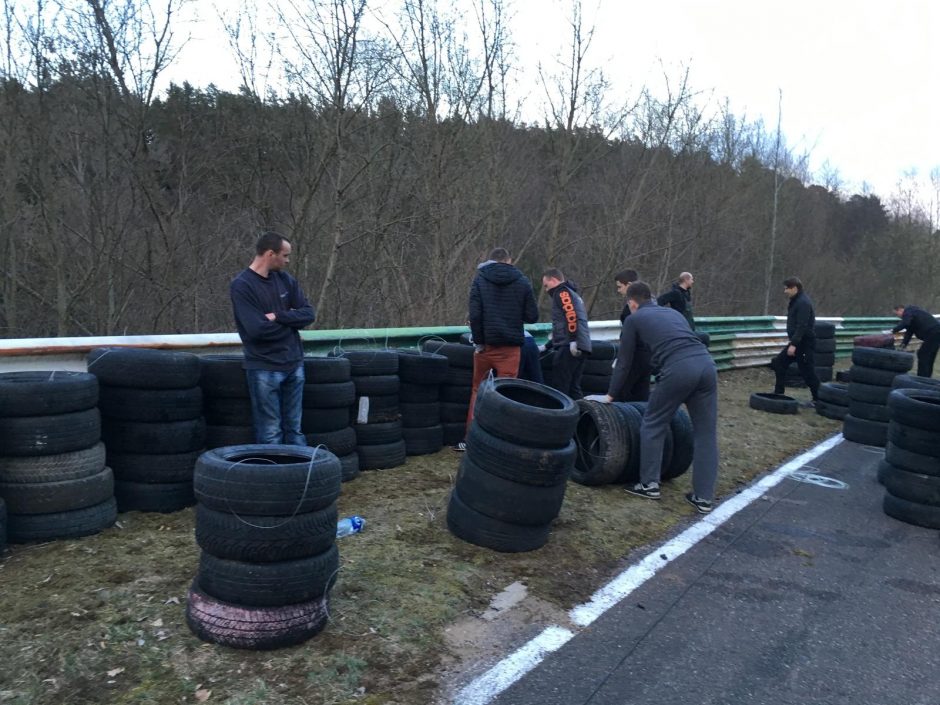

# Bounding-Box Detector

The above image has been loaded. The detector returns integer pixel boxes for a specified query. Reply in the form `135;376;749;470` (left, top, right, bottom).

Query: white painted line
453;432;844;705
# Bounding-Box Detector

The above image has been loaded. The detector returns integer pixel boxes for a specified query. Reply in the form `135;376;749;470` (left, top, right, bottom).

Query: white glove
569;341;581;357
537;343;547;353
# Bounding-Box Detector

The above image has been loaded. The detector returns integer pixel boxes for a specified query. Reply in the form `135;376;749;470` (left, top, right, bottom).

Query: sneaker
452;442;467;453
685;492;713;514
625;482;661;499
799;400;817;409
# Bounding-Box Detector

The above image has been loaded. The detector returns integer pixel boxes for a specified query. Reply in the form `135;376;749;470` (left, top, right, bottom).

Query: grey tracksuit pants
639;354;719;500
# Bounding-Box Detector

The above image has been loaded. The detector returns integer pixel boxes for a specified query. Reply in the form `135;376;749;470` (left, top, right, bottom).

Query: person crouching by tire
771;276;820;406
605;282;718;513
542;268;592;399
892;304;940;377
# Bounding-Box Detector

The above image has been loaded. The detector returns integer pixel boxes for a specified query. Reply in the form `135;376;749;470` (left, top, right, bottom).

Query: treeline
0;0;936;339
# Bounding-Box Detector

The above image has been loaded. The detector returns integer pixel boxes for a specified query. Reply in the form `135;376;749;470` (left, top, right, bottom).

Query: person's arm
275;277;316;328
607;319;637;399
231;281;286;342
790;299;810;345
468;278;484;346
893;310;914;347
657;290;680;310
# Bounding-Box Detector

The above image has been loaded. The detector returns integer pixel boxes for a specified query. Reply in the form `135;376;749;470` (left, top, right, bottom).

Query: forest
1;0;937;339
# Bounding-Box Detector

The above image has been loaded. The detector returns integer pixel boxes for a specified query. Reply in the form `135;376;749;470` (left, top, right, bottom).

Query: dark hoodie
656;282;694;329
548;280;592;353
468;261;539;347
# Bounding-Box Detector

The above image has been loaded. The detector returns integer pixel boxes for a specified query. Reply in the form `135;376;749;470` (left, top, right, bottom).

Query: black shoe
452;442;467;453
685;492;713;514
625;482;661;499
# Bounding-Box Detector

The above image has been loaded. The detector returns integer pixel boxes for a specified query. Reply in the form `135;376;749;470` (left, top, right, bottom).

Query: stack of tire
783;322;836;387
842;346;913;447
421;341;475;446
580;341;618;397
188;443;342;649
302;357;359;482
880;379;940;529
333;350;406;470
89;348;205;513
397;350;448;455
447;379;578;552
571;400;693;485
815;382;849;421
199;355;255;449
0;371;116;542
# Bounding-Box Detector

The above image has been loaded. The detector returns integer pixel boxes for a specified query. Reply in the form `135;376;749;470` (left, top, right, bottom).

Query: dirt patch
0;366;844;705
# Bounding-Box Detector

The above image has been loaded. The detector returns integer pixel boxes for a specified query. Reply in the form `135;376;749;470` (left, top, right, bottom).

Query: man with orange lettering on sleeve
542;268;592;399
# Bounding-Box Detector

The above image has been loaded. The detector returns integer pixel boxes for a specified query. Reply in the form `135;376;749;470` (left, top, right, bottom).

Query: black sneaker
452;442;467;453
685;492;713;514
625;482;661;499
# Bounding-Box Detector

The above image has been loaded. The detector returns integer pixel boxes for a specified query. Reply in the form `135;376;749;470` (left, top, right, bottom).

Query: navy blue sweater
230;268;316;370
468;262;538;347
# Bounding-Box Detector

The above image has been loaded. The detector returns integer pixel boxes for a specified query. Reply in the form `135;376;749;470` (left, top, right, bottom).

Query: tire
420;341;474;369
887;389;940;431
581;374;612;395
818;382;849;406
583;358;615;376
302;356;351;383
0;442;106;483
893;374;940;392
6;497;117;543
396;350;449;385
848;399;890;423
302;381;356;409
851;347;913;372
816;400;848;421
749;392;798;415
203;397;253;426
815;367;833;383
300;406;351;433
88;347;200;389
194;445;341;515
664;407;694;481
848;382;892;405
446;489;550;553
205;424;255;449
306;427;356;457
883;491;940;529
814;322;836;338
114;479;195;513
0;498;5;552
849;365;900;386
357;440;407;470
402;425;443;455
444;367;474;387
888;422;940;458
0;371;98;416
456;455;566;526
842;414;887;447
0;409;101;457
466;423;575;487
441;402;469;423
339;452;359;482
815;338;836;353
199;355;249;398
880;465;940;507
101;417;206;454
589;340;618;360
442;422;466;446
354;420;403;445
610;402;644;483
813;353;835;367
186;582;329;650
356;394;400;423
399;382;440;403
571;401;629;486
877;459;889;485
107;448;202;483
617;401;675;483
835;370;851;383
885;442;940;477
474;379;579;449
400;402;440;428
97;385;203;422
328;350;398;376
352;375;399;396
195;503;337;563
854;334;895;349
440;385;472;404
0;466;113;514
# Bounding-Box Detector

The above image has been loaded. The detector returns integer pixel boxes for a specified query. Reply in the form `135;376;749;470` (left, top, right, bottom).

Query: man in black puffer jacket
543;267;592;399
462;248;539;446
770;276;819;404
893;304;940;377
656;272;695;330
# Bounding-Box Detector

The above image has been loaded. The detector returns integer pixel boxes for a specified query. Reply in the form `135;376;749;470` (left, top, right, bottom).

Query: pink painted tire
186;581;330;650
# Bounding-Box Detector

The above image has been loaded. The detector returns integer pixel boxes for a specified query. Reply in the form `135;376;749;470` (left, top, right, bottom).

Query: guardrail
0;316;910;373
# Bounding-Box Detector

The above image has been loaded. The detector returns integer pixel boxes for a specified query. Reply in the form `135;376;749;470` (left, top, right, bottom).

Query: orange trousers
464;345;521;435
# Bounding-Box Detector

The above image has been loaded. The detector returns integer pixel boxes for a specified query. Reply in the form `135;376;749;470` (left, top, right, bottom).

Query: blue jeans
245;365;305;445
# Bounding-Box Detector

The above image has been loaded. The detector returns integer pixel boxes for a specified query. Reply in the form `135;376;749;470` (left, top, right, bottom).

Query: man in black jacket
893;304;940;377
462;248;539;448
612;268;651;401
543;268;592;398
657;272;695;330
231;231;316;444
770;276;819;404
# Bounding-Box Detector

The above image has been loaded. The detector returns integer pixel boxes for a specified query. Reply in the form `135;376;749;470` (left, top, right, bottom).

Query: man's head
625;281;652;314
542;267;565;292
615;269;638;297
255;231;292;271
783;276;802;299
893;304;906;318
488;247;512;264
679;271;694;289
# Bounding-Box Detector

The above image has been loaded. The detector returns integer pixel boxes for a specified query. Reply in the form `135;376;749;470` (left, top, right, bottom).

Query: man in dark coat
460;248;539;449
770;276;820;404
893;304;940;377
657;272;695;330
543;268;592;399
612;268;651;401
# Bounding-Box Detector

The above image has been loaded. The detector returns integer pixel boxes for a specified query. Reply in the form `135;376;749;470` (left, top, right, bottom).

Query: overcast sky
169;0;939;204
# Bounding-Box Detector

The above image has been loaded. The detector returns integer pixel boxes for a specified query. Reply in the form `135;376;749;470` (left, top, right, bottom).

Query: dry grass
0;366;844;705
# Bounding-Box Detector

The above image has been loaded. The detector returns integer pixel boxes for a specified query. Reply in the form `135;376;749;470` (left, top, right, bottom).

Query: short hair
893;304;906;311
488;247;511;262
626;281;652;303
615;269;639;285
783;277;803;291
256;231;289;256
542;267;565;281
679;271;693;283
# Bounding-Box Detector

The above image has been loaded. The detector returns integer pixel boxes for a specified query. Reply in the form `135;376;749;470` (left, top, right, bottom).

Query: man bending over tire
605;282;719;513
892;304;940;378
230;231;316;445
770;276;820;406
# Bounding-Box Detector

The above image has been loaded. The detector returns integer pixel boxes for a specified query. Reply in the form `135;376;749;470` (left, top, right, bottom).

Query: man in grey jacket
542;268;592;399
605;282;719;513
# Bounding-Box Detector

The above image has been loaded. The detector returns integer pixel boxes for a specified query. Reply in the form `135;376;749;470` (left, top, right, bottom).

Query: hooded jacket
656;282;695;330
786;290;816;346
468;261;539;347
548;281;592;353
